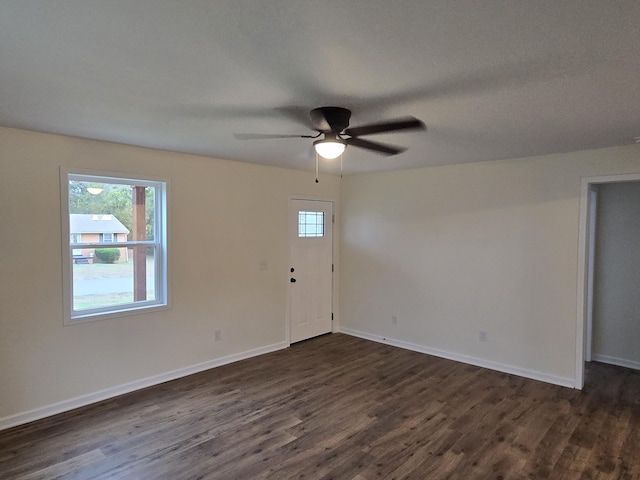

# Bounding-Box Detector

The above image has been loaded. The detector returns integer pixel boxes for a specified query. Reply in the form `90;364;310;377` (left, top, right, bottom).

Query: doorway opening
576;173;640;388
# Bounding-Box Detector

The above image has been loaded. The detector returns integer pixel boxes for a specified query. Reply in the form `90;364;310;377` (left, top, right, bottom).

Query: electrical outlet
479;330;488;342
214;329;222;342
391;315;398;325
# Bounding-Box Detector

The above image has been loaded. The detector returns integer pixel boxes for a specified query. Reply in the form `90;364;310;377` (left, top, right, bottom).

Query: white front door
289;199;334;343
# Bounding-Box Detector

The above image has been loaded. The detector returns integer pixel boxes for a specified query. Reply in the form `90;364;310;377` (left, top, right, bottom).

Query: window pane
68;181;157;242
69;182;132;239
72;246;156;311
298;211;324;237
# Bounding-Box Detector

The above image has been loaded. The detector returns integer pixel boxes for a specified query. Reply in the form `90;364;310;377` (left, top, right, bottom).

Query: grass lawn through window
72;256;156;310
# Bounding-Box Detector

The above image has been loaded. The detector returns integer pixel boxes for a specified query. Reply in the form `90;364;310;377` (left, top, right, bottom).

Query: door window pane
298;211;324;238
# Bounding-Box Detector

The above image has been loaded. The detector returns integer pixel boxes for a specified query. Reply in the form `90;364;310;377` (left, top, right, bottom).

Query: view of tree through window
68;181;155;240
63;172;167;322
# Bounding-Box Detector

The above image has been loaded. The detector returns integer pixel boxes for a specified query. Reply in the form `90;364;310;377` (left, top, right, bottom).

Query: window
61;169;169;323
71;234;83;257
298;211;325;237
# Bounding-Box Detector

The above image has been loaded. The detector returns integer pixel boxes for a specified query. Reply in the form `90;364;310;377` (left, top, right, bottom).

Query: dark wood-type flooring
1;333;639;479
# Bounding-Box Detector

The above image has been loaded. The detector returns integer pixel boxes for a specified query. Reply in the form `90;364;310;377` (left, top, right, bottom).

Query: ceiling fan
234;106;426;159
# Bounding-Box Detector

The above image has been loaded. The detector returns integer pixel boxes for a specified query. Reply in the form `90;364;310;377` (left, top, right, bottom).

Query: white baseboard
0;341;288;432
339;327;576;388
592;353;640;371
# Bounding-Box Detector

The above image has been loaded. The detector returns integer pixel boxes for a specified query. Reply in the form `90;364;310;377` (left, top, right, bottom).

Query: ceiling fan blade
274;106;317;130
345;137;406;156
344;117;426;137
234;133;318;140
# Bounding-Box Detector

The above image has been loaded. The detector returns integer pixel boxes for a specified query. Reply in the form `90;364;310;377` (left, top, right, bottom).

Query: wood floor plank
20;449;106;480
1;333;639;479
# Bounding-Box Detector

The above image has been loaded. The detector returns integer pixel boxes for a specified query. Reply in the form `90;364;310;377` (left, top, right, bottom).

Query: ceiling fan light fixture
313;137;346;159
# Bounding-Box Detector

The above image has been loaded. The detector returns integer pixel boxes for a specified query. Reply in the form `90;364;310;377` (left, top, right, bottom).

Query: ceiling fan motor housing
310;107;351;133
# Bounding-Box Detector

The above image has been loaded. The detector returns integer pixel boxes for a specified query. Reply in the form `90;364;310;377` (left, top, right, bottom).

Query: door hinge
332;263;334;272
332;214;335;223
331;313;334;321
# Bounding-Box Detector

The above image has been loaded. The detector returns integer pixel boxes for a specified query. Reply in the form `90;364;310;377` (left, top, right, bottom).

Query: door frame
575;172;640;388
286;196;336;345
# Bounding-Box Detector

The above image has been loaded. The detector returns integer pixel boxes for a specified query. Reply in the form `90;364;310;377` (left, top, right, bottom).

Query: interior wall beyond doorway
592;182;640;370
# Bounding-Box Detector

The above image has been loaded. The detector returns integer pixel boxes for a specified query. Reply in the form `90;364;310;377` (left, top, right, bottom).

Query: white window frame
60;167;170;324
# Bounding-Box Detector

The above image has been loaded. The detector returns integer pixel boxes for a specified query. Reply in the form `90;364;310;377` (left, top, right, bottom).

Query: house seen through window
62;170;168;323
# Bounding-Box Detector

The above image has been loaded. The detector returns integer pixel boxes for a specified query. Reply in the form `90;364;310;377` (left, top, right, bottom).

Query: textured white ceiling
1;0;639;174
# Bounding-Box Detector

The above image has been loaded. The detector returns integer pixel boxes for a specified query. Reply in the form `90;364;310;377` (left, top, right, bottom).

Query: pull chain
315;152;319;183
340;153;343;178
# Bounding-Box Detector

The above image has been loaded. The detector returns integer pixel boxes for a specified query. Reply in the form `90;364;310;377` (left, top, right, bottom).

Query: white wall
592;182;640;369
2;124;639;426
0;126;340;426
339;145;640;386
